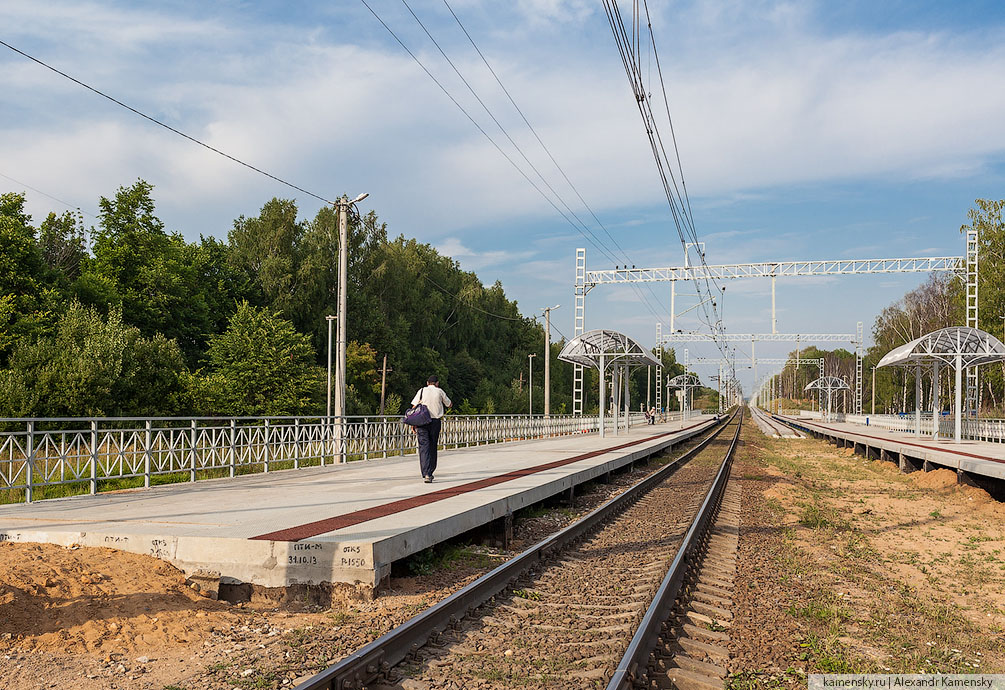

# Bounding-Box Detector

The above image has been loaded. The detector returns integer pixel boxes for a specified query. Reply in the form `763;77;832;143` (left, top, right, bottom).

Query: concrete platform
750;407;802;439
778;414;1005;482
0;416;715;592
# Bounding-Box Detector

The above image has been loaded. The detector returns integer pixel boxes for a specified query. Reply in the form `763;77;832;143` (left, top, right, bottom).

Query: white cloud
435;236;536;271
2;0;1003;350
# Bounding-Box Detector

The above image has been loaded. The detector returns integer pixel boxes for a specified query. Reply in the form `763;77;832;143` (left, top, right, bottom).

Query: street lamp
541;305;560;418
326;315;336;418
528;353;537;417
333;193;369;425
871;365;876;416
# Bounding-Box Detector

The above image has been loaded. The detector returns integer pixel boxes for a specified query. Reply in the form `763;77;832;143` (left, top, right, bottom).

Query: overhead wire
386;0;668;324
439;0;671;324
358;0;624;272
0;39;338;207
601;0;730;355
0;170;98;220
421;274;528;322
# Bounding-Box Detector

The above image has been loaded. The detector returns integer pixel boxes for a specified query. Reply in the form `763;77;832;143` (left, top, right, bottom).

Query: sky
3;0;1005;394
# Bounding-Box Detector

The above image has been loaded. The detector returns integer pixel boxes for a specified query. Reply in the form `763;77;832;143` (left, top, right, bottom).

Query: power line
602;1;729;352
359;0;631;272
0;39;337;206
422;274;528;322
0;170;98;220
440;0;672;321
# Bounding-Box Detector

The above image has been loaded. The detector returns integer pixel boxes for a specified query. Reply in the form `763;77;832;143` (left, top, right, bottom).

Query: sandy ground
0;446;693;690
728;415;1005;686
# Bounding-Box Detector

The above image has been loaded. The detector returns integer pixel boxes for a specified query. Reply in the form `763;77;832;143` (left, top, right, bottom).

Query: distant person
410;375;451;482
648;407;656;424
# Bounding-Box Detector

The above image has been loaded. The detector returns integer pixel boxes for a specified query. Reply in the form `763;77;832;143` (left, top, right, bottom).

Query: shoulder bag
404;389;432;426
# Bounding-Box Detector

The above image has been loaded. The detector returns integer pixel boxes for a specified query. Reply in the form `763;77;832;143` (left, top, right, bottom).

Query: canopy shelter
805;376;850;422
558;329;661;437
667;374;701;421
877;327;1005;443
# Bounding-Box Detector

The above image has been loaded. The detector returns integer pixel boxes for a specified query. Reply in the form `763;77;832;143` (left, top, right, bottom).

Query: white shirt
411;385;452;419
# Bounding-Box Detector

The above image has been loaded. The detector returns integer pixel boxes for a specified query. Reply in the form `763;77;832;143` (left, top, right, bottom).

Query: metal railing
1;412;654;504
780;409;1005;443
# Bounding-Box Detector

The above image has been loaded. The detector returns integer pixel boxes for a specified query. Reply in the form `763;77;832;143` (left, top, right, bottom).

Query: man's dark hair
427;375;439;384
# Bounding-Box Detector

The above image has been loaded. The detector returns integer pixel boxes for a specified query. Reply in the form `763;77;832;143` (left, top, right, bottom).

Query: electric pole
529;353;537;416
334;198;349;423
326;315;336;418
334;193;368;461
379;354;393;415
542;305;559;418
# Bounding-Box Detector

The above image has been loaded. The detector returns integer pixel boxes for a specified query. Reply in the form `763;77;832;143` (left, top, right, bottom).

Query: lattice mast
573;248;586;415
855;321;864;414
966;229;979;415
655;322;662;415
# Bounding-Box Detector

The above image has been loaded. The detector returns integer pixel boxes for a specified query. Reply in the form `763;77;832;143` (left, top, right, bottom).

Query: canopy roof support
877;327;1005;443
559;329;661;437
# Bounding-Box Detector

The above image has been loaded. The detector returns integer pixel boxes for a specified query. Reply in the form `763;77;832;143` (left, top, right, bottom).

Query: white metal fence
779;409;1005;443
0;412;654;504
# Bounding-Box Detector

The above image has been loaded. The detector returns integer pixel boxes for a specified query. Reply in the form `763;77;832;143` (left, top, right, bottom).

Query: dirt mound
0;542;238;654
909;467;957;490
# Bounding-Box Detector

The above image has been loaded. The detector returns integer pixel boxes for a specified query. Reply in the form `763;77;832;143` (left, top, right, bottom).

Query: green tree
38;209;87;280
0;192;61;363
191;302;323;416
79;180;247;362
0;302;190;417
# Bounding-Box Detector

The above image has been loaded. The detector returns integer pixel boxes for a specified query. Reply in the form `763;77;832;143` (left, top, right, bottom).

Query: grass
513;588;543;601
757;432;1005;674
798;502;846;530
726;668;806;690
403;542;497;576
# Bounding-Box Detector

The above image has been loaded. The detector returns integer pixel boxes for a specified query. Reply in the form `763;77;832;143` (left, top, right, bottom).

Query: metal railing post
90;420;98;495
263;419;271;473
294;419;301;469
229;419;237;477
144;420;152;488
189;419;197;482
25;421;34;503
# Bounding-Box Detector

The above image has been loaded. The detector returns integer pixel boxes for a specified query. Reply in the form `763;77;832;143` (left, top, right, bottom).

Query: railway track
749;406;804;439
294;409;742;690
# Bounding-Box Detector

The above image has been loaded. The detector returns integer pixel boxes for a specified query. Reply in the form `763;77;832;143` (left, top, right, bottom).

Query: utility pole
542;305;559;418
528;353;537;416
334;198;349;423
378;354;393;415
871;365;876;415
334;193;370;419
326;315;336;418
334;193;368;462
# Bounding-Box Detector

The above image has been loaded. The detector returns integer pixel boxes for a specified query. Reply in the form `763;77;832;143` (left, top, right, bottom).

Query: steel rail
751;406;790;436
606;407;743;689
292;411;737;690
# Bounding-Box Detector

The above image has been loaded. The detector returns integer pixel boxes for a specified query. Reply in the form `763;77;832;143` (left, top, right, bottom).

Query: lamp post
871;365;876;415
332;193;368;463
541;305;560;418
326;315;336;418
528;353;537;417
333;192;369;423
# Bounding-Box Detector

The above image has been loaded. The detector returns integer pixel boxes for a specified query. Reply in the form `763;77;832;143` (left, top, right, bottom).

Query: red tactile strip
250;421;709;542
791;418;1005;465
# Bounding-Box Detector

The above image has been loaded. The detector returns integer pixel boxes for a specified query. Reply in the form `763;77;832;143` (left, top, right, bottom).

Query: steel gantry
584;253;963;336
663;329;861;411
572;232;979;417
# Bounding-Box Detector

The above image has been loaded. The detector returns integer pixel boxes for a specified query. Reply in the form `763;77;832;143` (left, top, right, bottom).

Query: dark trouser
416;417;442;478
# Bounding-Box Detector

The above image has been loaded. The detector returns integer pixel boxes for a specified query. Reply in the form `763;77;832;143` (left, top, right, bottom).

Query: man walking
410;376;451;482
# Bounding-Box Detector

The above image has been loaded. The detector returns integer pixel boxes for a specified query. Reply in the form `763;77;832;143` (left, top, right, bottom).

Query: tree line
765;199;1005;415
0;180;696;419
